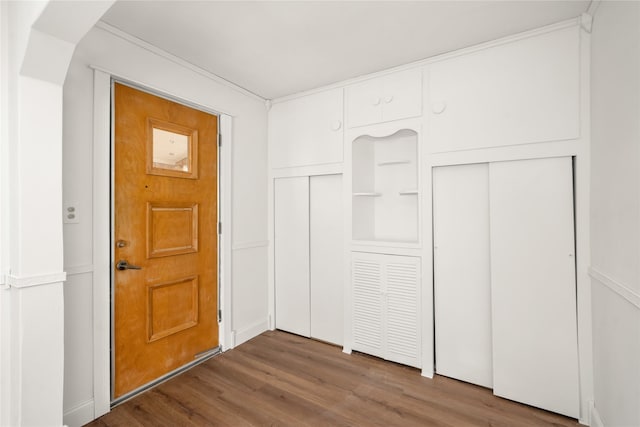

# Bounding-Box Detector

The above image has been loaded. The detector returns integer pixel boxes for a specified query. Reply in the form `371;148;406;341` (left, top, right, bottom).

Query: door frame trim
92;69;233;418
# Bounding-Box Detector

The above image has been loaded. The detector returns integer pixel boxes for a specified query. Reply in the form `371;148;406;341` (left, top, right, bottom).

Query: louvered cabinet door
351;252;421;368
352;254;384;359
386;257;421;368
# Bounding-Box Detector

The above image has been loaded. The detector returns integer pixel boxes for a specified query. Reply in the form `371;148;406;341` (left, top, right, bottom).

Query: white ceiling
100;1;590;100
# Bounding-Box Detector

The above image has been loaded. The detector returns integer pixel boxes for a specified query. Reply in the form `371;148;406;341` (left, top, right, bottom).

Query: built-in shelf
353;192;382;197
377;160;411;167
352;129;419;244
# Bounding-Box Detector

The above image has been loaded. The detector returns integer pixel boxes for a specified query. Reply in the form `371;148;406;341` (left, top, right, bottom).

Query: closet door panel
310;174;344;345
433;164;493;388
274;176;311;337
489;157;579;418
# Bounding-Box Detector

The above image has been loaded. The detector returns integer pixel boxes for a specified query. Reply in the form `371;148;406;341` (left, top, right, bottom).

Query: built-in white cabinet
346;69;422;128
274;176;311;337
489;157;579;418
427;26;580;153
269;20;586;422
309;174;344;345
352;252;421;368
351;129;419;244
433;163;493;389
269;88;344;169
274;174;344;345
432;157;579;419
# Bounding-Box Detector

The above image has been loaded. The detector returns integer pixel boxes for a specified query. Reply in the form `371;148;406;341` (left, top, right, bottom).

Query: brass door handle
116;260;142;270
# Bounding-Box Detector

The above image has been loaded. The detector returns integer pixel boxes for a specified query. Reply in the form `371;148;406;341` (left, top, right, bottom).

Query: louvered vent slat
352;258;383;352
386;261;420;361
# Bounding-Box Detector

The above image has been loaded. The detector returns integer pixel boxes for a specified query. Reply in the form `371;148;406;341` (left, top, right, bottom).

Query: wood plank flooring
87;330;580;427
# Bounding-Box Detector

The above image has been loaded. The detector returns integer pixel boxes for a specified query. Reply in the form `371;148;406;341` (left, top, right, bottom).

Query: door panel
433;163;493;388
269;89;344;169
114;83;218;398
428;26;580;153
489;157;578;418
274;176;310;337
310;174;344;345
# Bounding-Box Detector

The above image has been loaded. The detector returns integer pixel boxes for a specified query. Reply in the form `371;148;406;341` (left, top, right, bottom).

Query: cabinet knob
372;97;381;106
384;95;394;104
432;101;447;114
330;120;342;131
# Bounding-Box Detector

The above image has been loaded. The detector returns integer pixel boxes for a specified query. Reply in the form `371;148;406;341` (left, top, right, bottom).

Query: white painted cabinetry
347;121;422;369
352;252;421;368
274;176;310;337
310;174;344;345
269;88;344;169
433;163;493;389
346;68;422;128
427;26;580;153
489;157;578;418
432;157;579;418
351;128;419;244
274;175;344;345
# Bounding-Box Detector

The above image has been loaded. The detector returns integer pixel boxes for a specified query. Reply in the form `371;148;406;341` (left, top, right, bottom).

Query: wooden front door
113;83;219;399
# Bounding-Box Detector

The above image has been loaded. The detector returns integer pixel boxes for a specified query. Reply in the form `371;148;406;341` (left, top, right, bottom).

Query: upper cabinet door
381;68;423;123
347;69;422;128
427;26;580;153
346;78;383;128
269;88;344;169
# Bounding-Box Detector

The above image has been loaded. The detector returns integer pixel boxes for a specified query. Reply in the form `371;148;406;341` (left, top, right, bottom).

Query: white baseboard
63;399;95;427
234;318;269;347
590;403;605;427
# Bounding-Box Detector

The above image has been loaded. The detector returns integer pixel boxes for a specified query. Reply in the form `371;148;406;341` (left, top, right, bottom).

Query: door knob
116;260;142;270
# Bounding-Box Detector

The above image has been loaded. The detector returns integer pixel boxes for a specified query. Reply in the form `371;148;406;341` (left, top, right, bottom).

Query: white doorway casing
90;74;234;420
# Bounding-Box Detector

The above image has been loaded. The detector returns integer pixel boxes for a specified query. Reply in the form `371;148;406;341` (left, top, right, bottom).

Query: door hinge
218;309;222;322
218;222;222;235
217;132;221;147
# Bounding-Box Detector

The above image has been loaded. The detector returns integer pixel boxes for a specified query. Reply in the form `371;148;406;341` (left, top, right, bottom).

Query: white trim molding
234;318;269;347
63;399;95;427
589;266;640;310
94;22;263;103
590;401;605;427
272;18;580;105
232;240;269;251
65;264;94;276
5;272;67;289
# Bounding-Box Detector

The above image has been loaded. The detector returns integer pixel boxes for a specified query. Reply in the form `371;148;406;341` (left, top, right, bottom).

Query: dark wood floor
87;330;580;426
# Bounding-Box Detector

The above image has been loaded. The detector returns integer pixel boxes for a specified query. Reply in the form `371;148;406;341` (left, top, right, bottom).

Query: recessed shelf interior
352;129;418;243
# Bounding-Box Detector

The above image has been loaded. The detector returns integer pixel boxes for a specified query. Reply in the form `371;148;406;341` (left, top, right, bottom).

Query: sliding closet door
310;174;344;345
489;157;579;418
274;176;310;337
433;163;493;388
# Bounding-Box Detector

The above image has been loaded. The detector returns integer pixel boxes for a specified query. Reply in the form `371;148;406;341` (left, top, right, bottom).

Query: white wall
62;25;268;426
590;2;640;426
1;2;114;425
